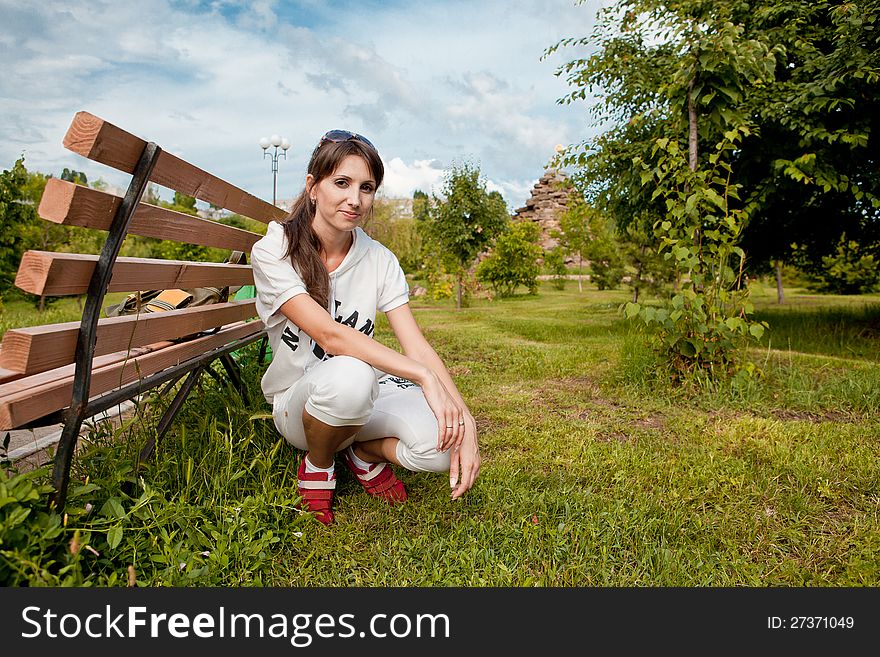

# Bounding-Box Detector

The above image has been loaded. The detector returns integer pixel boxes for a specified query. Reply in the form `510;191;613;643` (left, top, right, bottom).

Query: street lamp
259;133;291;206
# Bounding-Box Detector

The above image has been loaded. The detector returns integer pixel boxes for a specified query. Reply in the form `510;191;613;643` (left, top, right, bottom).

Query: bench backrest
0;111;286;430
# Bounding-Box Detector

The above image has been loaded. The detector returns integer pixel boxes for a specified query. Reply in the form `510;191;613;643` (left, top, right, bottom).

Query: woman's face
307;154;377;237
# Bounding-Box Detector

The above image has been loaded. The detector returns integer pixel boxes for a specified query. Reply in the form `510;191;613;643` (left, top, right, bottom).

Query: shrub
544;246;569;290
476;221;542;297
804;235;880;294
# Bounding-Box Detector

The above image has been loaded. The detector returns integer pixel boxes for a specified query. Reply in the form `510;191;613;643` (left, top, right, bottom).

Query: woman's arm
385;303;481;500
278;294;466;457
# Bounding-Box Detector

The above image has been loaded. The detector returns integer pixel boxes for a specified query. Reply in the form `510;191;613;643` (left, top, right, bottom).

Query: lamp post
259;134;291;206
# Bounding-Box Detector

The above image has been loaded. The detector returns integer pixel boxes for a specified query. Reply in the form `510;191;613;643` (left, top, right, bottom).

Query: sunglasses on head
317;129;376;151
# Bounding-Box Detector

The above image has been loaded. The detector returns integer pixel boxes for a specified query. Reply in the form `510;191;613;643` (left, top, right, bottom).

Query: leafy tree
362;197;422;274
557;196;592;292
795;234;880;294
144;183;162;205
0;158;39;294
544;246;569;290
551;0;880;305
476;220;542;297
583;213;624;291
60;168;88;186
418;163;509;307
618;218;677;303
552;0;772;376
170;191;198;214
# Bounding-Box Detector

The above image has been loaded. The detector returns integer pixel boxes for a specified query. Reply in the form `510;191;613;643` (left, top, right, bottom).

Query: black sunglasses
316;129;376;151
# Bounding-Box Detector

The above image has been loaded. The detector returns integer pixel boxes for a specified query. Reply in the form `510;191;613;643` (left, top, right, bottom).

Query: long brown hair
282;138;384;311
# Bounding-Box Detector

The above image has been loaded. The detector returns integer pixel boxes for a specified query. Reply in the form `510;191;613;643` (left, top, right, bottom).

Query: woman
251;129;481;525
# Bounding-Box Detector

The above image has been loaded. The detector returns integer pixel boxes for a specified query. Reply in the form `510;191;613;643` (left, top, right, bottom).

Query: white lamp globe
270;134;282;147
281;137;291;151
259;137;270;149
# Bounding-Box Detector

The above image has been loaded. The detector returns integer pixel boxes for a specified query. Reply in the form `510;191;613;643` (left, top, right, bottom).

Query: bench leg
219;353;250;406
258;335;269;364
50;413;85;511
137;366;205;466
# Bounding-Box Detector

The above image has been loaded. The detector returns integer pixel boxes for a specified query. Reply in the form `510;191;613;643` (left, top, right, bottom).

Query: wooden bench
0;111;286;510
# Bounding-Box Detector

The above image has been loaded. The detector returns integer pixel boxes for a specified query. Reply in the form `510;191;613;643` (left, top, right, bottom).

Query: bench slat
63;111;286;224
39;178;263;252
0;321;264;431
15;251;255;296
0;299;258;376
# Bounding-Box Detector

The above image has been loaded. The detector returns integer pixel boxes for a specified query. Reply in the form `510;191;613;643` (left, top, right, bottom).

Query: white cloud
381;157;446;199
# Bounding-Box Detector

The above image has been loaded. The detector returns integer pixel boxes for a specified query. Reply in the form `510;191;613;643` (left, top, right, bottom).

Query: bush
805;235;880;294
544;246;568;290
476;221;541;297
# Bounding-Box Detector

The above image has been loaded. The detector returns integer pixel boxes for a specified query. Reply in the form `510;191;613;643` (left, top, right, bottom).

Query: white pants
272;355;451;473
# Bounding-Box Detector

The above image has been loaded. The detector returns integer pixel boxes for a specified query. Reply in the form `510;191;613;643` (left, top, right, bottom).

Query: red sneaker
342;448;408;504
296;457;336;525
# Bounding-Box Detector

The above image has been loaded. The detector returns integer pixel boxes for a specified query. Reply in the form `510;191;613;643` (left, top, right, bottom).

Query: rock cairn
513;168;578;252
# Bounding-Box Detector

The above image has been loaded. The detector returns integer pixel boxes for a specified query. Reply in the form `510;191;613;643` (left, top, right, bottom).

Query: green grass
2;282;879;586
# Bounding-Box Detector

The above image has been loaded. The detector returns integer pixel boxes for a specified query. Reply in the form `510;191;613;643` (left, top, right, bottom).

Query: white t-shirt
250;221;410;404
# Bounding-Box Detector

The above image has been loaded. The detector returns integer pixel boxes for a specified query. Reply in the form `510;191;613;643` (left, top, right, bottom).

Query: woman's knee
308;356;378;425
396;436;451;473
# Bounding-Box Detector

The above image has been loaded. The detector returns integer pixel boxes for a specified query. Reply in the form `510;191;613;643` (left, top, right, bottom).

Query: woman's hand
419;370;466;452
450;414;480;499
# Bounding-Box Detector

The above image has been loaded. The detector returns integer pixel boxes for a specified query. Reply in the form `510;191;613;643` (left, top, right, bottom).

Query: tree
551;0;772;376
557;196;592;292
544;246;569;290
476;219;542;297
362;197;422;274
583;212;624;291
171;191;198;214
418;163;509;307
551;0;880;305
0;158;39;294
60;168;88;186
617;219;677;303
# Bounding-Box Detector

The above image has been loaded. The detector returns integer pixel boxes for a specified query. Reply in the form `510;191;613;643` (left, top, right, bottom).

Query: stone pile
513;168;579;252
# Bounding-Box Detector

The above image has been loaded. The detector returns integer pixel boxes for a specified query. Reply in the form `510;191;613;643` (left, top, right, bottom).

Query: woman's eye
335;179;348;187
361;184;375;193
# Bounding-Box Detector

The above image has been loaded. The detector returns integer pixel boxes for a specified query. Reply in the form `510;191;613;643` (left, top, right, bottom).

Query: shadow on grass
753;303;880;361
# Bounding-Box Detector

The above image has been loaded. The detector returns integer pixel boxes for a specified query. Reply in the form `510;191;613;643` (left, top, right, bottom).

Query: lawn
2;281;879;586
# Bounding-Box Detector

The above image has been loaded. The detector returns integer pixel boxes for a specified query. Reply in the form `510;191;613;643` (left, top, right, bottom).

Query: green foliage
625;128;767;377
557;196;624;291
0;467;82;586
0;158;41;296
476;220;542;297
60;168;88;186
172;191;197;213
0;348;308;586
550;0;880;281
363;198;422;273
544;246;569;290
618;219;677;302
417;163;509;307
583;213;624;291
557;193;591;279
797;235;880;295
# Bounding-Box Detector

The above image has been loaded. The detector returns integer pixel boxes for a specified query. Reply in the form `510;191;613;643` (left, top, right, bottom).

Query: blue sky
0;0;605;211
